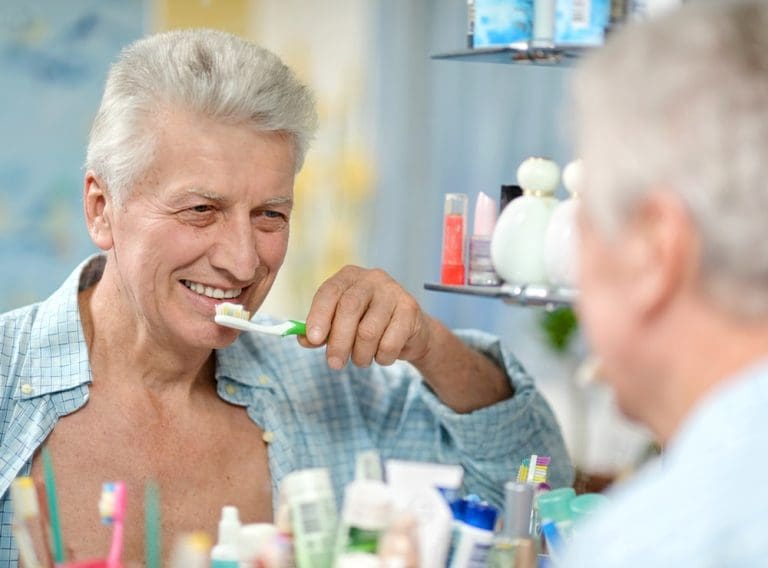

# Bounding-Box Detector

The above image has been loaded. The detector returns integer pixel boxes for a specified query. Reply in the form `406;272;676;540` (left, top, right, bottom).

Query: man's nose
211;214;260;282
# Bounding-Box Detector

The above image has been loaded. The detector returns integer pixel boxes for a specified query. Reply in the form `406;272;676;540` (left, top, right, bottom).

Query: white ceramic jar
491;157;560;285
544;159;583;288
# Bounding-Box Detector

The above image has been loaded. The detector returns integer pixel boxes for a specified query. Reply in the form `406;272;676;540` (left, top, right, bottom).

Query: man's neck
79;276;215;396
648;304;768;444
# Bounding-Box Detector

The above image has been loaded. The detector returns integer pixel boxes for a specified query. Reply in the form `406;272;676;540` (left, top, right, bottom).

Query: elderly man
0;29;570;564
562;1;768;565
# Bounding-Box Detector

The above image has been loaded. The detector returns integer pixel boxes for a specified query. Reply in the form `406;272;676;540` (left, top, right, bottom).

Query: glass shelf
424;282;577;309
431;44;588;67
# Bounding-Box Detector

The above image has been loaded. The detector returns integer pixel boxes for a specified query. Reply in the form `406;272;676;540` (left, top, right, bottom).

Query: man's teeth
183;280;242;299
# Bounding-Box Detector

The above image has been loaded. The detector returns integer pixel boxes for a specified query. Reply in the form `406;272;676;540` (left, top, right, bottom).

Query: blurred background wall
0;0;651;481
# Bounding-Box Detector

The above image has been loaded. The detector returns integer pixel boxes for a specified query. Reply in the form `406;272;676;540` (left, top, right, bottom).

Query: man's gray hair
86;28;317;205
573;0;768;317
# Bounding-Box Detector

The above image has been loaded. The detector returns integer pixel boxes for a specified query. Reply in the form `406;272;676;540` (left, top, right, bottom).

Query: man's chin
207;330;241;350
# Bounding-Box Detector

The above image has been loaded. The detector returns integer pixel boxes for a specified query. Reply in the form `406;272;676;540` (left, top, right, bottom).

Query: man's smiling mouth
182;280;243;299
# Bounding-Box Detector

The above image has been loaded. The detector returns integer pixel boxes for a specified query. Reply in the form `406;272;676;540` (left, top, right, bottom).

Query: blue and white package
473;0;533;47
554;0;610;46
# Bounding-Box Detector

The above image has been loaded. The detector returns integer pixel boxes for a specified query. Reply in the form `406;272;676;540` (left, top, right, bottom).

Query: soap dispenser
544;158;584;288
491;157;560;285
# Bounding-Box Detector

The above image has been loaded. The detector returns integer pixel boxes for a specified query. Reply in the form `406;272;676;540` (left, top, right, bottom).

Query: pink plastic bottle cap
473;191;497;237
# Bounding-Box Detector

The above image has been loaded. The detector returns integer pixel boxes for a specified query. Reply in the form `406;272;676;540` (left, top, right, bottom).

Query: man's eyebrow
173;189;293;207
262;196;294;207
181;187;227;202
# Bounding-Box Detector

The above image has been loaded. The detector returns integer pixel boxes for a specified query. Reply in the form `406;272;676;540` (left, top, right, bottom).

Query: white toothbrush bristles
216;302;251;320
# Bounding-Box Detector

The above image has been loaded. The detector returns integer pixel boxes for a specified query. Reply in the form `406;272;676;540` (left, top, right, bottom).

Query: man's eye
191;205;213;213
263;210;285;219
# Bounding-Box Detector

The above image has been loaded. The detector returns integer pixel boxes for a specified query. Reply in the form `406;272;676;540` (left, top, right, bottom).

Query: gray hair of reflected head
572;0;768;318
86;28;318;205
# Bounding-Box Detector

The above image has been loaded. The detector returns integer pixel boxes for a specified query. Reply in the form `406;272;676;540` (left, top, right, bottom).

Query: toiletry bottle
170;532;213;568
491;157;560;285
238;523;278;568
533;0;556;47
487;482;537;568
257;497;295;568
467;0;476;48
335;479;393;558
568;493;610;538
354;449;384;482
384;460;462;568
469;192;501;286
536;487;576;561
441;193;469;285
378;513;419;568
281;468;337;568
544;158;583;288
499;184;523;213
449;500;498;568
211;505;241;568
629;0;681;21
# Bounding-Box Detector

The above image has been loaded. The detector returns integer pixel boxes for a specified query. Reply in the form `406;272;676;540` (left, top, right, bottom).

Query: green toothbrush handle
284;320;307;336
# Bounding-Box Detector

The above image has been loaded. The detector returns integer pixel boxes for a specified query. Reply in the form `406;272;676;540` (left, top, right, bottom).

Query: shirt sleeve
351;328;574;509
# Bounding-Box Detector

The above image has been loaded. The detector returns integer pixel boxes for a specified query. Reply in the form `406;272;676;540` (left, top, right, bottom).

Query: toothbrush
10;477;47;568
99;481;127;568
145;482;161;568
42;447;66;564
214;302;306;336
516;454;551;484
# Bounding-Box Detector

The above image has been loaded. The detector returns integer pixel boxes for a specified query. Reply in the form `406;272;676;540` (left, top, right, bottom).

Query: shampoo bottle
491;157;560;285
544;158;584;288
449;500;498;568
282;468;337;568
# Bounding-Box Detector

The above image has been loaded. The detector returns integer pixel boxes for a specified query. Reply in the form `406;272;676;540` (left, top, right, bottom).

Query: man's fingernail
328;356;344;370
308;326;323;343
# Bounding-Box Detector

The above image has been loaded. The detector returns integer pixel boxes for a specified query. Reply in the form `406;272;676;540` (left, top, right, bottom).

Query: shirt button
259;375;270;385
224;384;237;396
262;431;275;444
20;384;34;395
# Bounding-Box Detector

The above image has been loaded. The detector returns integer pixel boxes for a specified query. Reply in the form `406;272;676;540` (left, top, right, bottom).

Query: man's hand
299;266;431;370
299;265;513;413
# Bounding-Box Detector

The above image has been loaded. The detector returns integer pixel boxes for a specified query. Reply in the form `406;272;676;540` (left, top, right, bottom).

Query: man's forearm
410;317;514;413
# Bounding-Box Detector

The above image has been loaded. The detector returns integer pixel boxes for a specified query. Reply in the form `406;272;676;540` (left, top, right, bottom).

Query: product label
442;214;465;265
292;499;336;568
473;0;533;46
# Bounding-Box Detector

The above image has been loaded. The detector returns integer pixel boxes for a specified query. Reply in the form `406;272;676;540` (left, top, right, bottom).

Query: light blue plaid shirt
0;255;572;565
562;358;768;567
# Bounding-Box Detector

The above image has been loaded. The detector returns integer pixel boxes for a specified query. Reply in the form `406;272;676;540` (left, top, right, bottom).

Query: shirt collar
19;253;275;398
665;357;768;462
215;330;279;389
19;254;105;398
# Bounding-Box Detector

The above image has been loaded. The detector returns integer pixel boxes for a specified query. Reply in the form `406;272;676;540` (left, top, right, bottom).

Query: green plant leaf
539;306;579;354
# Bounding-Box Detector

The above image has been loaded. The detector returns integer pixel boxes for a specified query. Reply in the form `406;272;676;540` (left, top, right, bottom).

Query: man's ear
83;172;114;251
627;191;697;320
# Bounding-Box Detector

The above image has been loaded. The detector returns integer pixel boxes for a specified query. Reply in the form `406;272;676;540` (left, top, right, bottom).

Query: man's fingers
350;295;397;368
305;267;358;345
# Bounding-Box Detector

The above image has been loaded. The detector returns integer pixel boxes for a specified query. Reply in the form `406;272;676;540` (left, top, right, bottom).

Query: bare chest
29;389;273;566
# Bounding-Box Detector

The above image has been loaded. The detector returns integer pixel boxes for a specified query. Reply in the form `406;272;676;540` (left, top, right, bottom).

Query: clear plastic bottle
211;506;241;568
281;468;337;568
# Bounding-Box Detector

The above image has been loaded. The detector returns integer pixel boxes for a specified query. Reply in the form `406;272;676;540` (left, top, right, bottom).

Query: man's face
102;109;296;350
576;207;647;420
